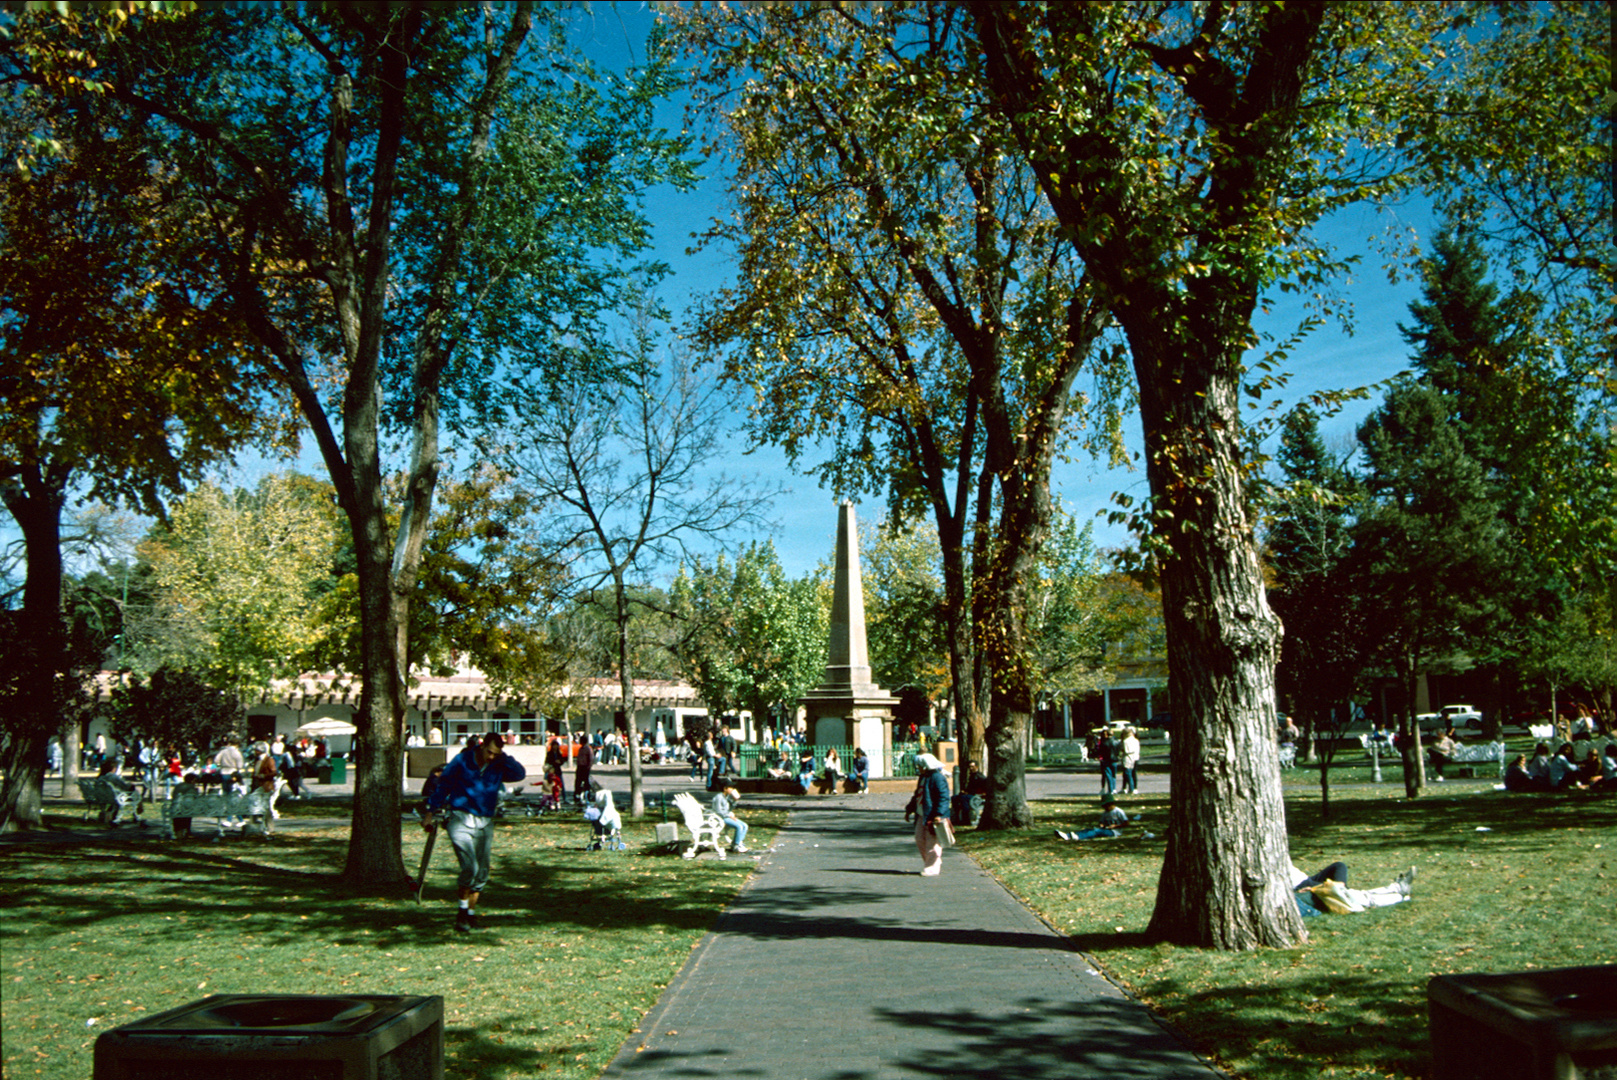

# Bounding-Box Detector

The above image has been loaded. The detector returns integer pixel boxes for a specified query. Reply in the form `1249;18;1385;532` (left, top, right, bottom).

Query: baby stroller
584;785;625;851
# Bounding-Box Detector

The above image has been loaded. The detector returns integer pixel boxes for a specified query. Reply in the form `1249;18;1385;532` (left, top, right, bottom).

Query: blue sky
563;4;1439;578
193;5;1439;584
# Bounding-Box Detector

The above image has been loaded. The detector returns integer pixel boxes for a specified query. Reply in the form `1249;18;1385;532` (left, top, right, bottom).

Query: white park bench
671;791;726;860
1445;741;1508;778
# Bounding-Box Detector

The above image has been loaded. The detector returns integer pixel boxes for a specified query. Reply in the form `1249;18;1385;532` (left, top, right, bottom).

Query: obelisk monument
799;502;899;775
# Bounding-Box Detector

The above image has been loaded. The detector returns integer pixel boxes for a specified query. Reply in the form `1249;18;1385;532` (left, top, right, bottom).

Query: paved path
599;797;1223;1080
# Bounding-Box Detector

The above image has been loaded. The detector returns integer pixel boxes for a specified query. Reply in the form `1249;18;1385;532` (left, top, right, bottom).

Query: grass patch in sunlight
961;785;1616;1080
0;808;783;1080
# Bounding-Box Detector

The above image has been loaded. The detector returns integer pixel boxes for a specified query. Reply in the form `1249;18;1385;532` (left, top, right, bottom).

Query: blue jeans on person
720;814;747;849
1100;762;1115;796
1074;827;1121;840
1123;765;1137;793
853;767;868;793
1296;862;1348;889
689;754;704;781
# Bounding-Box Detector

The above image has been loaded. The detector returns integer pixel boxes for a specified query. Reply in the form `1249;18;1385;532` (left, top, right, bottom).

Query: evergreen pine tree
1265;405;1364;816
1353;220;1547;796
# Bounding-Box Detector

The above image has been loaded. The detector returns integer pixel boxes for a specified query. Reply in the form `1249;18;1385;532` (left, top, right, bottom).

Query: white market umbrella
294;718;358;738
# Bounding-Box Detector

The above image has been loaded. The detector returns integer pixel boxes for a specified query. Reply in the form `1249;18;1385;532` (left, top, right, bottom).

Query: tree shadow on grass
712;900;1069;952
0;820;750;952
1125;969;1431;1079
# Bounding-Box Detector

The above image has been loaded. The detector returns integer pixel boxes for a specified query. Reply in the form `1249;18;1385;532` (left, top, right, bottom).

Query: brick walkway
600;797;1224;1080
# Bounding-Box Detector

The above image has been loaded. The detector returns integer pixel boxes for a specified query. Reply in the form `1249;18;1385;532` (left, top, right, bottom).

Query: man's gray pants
444;810;494;893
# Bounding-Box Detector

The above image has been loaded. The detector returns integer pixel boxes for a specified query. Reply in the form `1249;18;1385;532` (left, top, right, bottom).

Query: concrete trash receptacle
1428;965;1617;1080
93;993;443;1079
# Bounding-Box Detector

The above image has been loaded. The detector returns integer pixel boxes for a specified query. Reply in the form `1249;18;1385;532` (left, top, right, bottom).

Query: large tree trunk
613;574;646;818
974;0;1318;949
1398;656;1427;799
1131;327;1302;949
60;716;80;797
976;534;1039;830
0;730;49;834
0;463;68;833
341;435;411;890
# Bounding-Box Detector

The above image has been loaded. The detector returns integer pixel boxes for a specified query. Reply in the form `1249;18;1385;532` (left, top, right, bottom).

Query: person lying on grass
1055;798;1129;840
1290;861;1415;917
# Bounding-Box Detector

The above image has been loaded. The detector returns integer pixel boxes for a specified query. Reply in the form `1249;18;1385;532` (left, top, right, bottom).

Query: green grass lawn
8;780;1610;1080
1;808;782;1080
962;784;1617;1080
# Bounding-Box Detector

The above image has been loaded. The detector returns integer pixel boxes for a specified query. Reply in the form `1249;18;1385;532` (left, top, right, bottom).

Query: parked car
1416;704;1482;732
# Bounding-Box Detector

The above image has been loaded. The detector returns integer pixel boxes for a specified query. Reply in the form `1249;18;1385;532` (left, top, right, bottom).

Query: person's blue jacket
918;770;950;821
427;744;526;818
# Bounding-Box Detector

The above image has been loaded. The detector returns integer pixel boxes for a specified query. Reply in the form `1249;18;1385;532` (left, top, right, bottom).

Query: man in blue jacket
422;733;526;932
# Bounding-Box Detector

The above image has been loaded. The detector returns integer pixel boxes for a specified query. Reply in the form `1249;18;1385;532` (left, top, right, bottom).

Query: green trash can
328;758;347;784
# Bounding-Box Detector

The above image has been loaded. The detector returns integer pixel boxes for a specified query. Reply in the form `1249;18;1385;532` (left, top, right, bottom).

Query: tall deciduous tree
670;543;828;737
138;474;338;698
501;329;777;816
0;45;272;831
861;516;951;704
971;1;1473;946
11;6;694;882
1264;406;1364;816
677;3;1124;826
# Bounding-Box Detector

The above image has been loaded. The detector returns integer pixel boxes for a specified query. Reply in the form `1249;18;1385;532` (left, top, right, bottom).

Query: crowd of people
58;732;335;802
1088;725;1142;797
1504;740;1617;793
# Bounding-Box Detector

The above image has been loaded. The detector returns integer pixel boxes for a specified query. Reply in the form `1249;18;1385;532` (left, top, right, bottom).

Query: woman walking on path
1120;727;1141;794
908;753;951;876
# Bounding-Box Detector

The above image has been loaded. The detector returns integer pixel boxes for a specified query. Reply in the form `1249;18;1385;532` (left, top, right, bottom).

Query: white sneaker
734;846;749;853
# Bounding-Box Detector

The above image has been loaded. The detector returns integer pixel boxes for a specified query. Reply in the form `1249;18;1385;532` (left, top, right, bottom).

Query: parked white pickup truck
1417;703;1484;731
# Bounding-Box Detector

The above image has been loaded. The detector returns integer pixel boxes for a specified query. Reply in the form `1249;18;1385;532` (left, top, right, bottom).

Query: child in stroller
584;781;624;851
